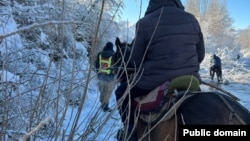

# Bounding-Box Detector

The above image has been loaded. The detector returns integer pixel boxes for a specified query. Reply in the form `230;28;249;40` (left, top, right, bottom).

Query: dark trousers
210;65;222;81
115;81;151;128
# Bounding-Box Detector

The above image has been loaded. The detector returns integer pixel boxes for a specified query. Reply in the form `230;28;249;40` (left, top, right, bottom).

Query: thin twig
201;80;240;101
0;21;85;40
19;117;51;141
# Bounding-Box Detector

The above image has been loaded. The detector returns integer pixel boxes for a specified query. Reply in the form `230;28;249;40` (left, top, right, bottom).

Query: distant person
237;54;240;60
95;42;115;112
210;54;222;82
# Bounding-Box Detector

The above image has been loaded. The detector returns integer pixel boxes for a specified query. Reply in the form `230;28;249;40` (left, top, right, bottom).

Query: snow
0;70;20;82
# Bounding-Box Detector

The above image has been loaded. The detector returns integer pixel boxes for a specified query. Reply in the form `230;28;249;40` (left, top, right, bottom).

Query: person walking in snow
210;54;222;82
95;42;115;112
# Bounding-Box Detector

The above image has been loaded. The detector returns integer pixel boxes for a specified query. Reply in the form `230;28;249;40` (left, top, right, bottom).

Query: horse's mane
113;37;134;82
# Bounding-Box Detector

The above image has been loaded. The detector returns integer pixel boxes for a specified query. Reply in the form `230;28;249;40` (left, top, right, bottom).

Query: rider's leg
115;82;152;123
115;82;132;129
115;82;136;140
115;82;151;140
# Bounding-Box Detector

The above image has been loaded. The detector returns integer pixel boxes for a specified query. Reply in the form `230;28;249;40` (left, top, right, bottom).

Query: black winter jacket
211;55;221;67
131;0;205;89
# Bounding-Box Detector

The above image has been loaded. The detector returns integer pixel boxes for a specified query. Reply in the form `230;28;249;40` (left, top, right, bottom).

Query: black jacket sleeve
197;32;205;63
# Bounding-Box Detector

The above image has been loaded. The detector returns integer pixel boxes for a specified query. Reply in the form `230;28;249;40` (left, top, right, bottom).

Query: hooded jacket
211;54;221;67
95;42;115;82
131;0;205;90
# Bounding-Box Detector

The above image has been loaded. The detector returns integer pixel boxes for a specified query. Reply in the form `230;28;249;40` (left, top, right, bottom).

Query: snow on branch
0;21;86;41
19;117;51;141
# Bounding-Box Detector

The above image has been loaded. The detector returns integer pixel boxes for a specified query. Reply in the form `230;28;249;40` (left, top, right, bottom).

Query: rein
201;80;239;101
216;93;246;124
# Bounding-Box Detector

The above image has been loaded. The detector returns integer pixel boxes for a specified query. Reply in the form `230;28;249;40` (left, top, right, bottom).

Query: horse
210;66;222;82
113;37;250;141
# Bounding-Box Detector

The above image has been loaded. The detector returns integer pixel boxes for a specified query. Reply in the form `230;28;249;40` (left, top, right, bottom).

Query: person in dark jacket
115;0;205;140
210;54;222;82
95;42;115;112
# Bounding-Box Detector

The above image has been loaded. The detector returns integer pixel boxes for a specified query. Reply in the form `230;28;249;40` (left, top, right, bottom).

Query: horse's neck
119;78;127;84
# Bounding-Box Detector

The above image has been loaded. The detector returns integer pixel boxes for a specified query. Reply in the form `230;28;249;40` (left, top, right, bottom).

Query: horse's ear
115;37;121;48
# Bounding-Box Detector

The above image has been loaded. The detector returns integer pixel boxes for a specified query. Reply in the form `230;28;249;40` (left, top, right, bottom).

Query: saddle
132;75;200;124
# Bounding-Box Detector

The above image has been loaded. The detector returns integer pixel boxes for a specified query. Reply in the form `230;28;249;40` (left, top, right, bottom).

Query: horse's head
113;37;134;82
